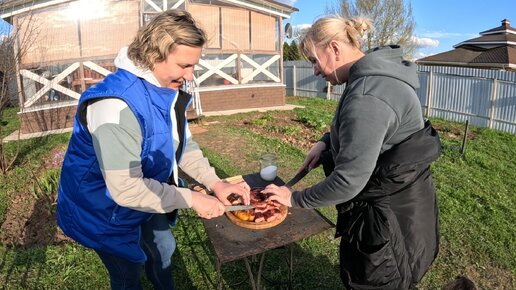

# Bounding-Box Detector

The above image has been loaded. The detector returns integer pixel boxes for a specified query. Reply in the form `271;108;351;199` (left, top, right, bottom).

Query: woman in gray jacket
263;16;441;289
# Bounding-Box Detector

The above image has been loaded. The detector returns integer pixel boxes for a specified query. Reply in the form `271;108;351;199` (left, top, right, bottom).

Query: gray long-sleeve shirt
292;46;424;208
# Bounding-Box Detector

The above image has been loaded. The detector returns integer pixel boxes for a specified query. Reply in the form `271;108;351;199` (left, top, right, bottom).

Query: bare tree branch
0;2;41;174
326;0;417;58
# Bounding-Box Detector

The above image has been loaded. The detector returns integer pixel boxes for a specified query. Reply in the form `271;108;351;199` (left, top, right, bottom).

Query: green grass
0;97;515;289
0;106;19;139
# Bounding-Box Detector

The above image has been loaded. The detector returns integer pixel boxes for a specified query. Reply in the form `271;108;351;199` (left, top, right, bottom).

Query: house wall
15;0;138;67
10;0;290;134
188;3;278;52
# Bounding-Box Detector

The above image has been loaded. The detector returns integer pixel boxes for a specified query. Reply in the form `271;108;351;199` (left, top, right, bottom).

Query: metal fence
283;61;516;134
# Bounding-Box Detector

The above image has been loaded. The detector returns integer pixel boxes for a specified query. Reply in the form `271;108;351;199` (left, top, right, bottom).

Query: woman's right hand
300;141;327;173
190;191;226;219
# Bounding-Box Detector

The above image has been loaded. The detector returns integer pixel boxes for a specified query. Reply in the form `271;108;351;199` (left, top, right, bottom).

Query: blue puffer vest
57;69;190;262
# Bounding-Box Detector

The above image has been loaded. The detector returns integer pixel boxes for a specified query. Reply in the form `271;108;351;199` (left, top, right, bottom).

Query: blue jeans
96;213;176;290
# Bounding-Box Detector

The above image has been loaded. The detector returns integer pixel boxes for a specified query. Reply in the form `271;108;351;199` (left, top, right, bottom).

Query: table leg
289;244;293;289
256;252;266;289
217;245;295;290
216;258;223;290
243;256;257;290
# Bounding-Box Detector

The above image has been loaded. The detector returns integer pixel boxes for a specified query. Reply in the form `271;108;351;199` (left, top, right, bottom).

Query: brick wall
20;86;286;133
198;86;285;112
20;105;77;134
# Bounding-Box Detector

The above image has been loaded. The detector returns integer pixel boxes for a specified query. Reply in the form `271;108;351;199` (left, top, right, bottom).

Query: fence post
326;82;331;100
292;65;297;97
425;71;433;118
488;79;498;129
461;120;469;156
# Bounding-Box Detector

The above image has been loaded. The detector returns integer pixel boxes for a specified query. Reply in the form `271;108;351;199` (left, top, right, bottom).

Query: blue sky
285;0;516;59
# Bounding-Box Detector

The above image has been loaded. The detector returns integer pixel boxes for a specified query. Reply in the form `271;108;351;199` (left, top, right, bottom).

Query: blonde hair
300;16;373;59
127;10;206;70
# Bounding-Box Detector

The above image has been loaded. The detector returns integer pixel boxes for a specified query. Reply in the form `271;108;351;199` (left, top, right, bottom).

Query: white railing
184;77;203;116
195;53;281;86
20;61;113;108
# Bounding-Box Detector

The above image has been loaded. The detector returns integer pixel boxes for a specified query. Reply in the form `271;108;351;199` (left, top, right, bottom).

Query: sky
284;0;516;59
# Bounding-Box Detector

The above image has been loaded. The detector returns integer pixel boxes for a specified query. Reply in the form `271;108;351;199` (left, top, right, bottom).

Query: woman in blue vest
263;16;441;289
57;10;250;290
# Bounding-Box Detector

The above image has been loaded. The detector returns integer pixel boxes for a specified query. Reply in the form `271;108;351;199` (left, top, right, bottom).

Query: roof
217;0;298;18
417;19;516;71
1;0;298;21
1;0;67;21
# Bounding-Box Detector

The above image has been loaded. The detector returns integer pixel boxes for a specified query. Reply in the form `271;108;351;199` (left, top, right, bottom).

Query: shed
416;19;516;71
0;0;298;134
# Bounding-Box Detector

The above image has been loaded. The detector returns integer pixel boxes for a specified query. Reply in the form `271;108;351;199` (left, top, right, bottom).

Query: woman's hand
261;184;293;207
191;191;226;219
210;180;251;205
300;141;327;173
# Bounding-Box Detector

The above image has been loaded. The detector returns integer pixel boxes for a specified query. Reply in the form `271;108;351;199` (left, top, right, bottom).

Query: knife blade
225;205;255;212
285;167;310;188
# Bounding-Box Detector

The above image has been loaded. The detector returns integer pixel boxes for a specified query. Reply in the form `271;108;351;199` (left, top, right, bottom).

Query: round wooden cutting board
222;175;289;229
226;205;288;230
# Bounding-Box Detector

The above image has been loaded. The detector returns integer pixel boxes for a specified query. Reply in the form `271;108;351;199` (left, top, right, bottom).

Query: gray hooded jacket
292;46;424;208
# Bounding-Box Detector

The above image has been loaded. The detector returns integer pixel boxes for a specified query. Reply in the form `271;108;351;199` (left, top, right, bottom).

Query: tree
283;41;302;61
283;41;292;61
327;0;417;58
0;31;19;175
289;41;301;60
0;7;40;174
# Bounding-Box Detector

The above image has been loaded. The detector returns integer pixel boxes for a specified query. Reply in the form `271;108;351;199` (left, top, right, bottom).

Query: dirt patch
0;191;69;246
188;123;208;135
201;110;323;153
432;122;478;141
0;145;70;247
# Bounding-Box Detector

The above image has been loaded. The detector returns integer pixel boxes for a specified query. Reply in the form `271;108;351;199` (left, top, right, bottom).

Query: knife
225;205;255;212
285;167;310;188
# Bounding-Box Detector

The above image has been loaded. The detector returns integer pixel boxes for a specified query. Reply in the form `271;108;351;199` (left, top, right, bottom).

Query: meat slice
227;193;243;205
227;187;284;223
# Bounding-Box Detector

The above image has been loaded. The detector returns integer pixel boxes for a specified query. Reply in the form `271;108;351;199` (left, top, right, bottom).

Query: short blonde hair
127;10;206;70
300;16;373;59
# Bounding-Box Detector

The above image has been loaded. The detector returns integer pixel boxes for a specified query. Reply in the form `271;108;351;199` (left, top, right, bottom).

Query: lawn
0;96;514;289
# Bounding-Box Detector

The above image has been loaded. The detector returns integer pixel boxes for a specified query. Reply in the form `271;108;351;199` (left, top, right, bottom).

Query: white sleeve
87;98;193;212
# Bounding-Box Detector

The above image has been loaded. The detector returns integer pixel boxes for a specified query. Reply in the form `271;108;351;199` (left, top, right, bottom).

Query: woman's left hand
210;180;251;205
261;184;293;207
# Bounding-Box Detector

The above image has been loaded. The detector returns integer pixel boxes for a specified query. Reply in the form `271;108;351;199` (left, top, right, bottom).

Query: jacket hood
114;47;161;87
348;45;419;90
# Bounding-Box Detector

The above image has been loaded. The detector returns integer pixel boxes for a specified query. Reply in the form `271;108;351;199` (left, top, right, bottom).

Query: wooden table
201;173;334;289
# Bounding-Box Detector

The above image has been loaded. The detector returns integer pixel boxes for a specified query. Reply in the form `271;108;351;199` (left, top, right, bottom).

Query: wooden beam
21;62;81;107
241;54;281;83
145;0;162;12
172;0;185;9
83;61;112;76
196;54;239;84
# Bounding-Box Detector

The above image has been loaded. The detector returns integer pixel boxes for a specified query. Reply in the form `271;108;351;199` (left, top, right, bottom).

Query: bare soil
0;145;71;246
